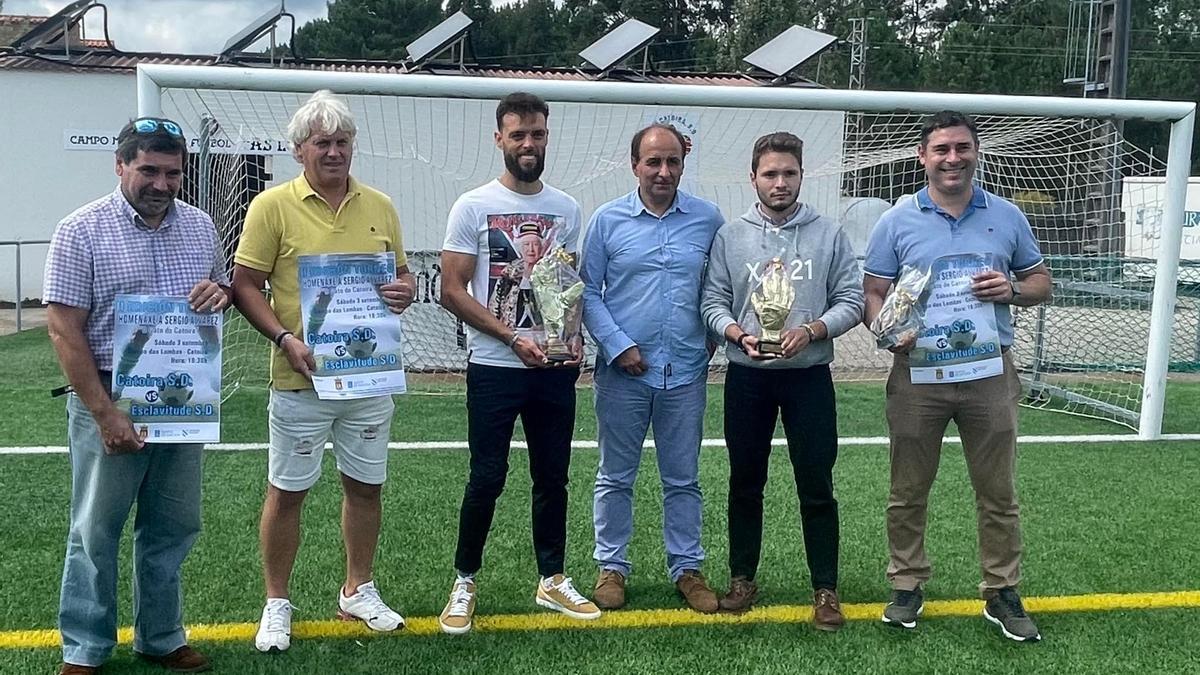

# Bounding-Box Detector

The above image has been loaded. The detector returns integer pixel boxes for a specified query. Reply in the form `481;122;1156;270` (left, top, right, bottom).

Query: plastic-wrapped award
870;265;930;349
530;245;584;362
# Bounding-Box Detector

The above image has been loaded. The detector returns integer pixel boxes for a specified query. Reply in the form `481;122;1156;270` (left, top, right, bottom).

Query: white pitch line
2;434;1199;455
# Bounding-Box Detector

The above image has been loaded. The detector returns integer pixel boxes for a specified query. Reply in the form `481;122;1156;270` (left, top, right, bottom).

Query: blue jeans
59;392;202;667
592;361;707;582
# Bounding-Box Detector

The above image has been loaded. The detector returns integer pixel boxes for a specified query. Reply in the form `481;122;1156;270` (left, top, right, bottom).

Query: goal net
150;67;1195;435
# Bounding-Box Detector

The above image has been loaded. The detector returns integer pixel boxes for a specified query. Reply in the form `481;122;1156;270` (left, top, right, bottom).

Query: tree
293;0;444;60
915;0;1070;95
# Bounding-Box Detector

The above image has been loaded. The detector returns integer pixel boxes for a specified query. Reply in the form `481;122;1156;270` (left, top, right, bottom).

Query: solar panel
406;11;473;64
221;1;285;56
10;0;93;50
742;25;838;78
578;18;660;72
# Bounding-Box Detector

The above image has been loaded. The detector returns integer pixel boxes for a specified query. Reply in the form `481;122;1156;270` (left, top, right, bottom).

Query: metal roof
0;49;818;88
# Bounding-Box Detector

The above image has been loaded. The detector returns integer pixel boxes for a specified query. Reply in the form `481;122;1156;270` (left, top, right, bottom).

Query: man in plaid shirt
44;118;229;675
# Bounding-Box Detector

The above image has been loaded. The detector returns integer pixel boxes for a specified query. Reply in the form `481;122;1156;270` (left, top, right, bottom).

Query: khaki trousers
885;351;1023;595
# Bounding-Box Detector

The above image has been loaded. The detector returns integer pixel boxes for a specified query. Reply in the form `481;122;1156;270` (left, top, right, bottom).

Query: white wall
3;69;847;301
0;69;137;302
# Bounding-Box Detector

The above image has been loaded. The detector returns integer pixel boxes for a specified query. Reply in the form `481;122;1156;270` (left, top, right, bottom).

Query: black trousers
725;362;840;590
454;363;579;577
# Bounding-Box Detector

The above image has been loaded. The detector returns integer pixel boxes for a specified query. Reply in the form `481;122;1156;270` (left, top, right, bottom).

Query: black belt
50;370;112;398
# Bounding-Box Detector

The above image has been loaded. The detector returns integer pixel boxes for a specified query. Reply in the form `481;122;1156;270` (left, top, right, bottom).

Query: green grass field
2;328;1199;673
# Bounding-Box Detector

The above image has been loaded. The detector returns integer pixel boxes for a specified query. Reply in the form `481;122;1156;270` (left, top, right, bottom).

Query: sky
4;0;332;55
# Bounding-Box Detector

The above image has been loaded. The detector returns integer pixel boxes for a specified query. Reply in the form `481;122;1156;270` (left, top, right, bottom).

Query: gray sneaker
983;587;1041;642
881;588;924;629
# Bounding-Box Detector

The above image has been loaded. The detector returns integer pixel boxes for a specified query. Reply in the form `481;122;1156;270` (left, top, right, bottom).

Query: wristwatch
1010;281;1022;298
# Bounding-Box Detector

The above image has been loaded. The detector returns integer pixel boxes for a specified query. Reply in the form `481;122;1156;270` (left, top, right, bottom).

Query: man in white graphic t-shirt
437;92;599;634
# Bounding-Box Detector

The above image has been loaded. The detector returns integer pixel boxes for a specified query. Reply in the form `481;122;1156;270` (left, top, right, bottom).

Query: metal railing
0;239;51;333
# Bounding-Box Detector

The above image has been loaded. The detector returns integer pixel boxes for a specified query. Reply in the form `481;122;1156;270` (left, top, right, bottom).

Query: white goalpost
135;63;1195;441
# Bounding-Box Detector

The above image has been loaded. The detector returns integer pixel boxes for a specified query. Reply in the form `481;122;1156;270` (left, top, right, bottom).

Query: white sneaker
255;598;293;653
439;579;477;635
337;580;405;632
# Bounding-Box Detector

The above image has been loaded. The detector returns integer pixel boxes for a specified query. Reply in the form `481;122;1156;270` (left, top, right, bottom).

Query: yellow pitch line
3;590;1200;650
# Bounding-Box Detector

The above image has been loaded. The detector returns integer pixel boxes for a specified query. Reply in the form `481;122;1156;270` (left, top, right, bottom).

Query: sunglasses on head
132;118;183;137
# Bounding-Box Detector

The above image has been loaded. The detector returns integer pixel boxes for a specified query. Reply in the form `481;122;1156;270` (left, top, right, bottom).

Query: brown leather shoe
813;588;845;632
675;570;719;614
719;575;758;613
594;569;627;610
135;645;211;673
59;664;98;675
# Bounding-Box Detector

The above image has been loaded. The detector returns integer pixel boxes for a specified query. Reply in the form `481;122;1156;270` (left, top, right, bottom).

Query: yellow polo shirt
235;174;407;391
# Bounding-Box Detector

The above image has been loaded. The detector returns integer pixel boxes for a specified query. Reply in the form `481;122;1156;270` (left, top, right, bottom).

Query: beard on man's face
504;149;545;183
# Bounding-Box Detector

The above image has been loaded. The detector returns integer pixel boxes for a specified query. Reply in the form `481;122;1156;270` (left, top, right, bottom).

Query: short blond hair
287;89;356;148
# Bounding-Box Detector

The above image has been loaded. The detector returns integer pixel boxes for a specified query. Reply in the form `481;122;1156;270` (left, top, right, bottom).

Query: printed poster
910;253;1004;384
298;252;407;399
111;294;223;443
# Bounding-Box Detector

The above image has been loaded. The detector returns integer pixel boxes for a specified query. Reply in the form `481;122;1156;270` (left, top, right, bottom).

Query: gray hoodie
701;202;864;369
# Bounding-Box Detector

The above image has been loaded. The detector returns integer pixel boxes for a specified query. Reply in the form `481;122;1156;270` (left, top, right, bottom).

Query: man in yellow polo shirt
231;90;417;653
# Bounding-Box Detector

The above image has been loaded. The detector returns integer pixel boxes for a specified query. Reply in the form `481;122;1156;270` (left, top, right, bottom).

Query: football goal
136;63;1195;440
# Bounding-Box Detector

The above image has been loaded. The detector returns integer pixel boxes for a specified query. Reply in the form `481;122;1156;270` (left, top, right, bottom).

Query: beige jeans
884;350;1023;595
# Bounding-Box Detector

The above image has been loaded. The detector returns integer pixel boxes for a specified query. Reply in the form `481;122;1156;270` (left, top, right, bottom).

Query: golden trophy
750;257;795;356
530;246;585;362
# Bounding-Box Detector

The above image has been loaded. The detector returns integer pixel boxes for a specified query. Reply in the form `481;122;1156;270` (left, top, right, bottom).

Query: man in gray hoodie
700;132;863;630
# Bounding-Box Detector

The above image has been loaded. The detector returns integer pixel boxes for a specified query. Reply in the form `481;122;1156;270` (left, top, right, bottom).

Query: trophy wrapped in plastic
530;245;585;362
870;265;930;349
748;257;796;356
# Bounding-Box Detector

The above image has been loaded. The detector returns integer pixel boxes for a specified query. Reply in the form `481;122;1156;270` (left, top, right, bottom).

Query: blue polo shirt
581;189;724;389
863;186;1044;346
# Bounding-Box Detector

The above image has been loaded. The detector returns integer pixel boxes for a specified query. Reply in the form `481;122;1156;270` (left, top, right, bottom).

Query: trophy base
758;339;783;356
544;337;574;363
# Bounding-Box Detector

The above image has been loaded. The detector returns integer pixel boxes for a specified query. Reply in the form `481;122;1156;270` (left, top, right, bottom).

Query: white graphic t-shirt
442;179;582;368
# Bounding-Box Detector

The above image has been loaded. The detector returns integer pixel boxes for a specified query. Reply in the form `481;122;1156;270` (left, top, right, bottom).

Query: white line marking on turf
2;434;1198;455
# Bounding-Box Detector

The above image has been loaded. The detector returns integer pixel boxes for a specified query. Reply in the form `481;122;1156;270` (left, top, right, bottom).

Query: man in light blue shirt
863;110;1052;642
581;124;724;613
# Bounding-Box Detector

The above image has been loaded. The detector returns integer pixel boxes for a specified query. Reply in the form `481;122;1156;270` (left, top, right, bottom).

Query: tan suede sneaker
439;579;476;635
536;574;601;620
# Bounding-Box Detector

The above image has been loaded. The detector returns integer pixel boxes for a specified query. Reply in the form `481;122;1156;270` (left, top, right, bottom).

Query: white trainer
337;580;405;631
255;598;293;653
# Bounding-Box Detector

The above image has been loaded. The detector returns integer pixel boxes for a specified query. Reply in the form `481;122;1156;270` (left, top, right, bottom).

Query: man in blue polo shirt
581;123;724;613
863;110;1052;642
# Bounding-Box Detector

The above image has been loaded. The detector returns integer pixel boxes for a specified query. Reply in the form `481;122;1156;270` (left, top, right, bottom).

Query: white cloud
4;0;329;55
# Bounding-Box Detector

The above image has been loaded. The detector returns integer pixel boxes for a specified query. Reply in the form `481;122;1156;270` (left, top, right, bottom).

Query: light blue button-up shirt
581;189;724;390
864;185;1044;346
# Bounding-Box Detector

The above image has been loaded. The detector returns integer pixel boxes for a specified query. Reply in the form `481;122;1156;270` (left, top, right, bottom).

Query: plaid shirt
43;189;229;370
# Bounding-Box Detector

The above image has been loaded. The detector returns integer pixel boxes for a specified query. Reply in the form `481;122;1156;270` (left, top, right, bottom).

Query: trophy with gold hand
531;246;585;362
750;257;796;356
